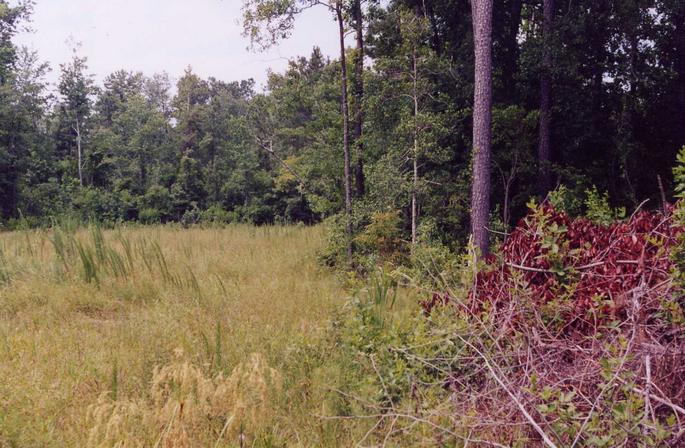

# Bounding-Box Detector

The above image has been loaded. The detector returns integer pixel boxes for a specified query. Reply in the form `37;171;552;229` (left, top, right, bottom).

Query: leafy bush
584;185;626;225
318;214;350;267
548;184;626;223
354;211;407;264
138;208;161;225
200;204;231;225
179;205;201;228
322;268;465;444
143;185;173;221
72;187;133;224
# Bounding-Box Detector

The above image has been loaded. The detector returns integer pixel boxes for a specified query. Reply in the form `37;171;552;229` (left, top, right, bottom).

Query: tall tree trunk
411;48;419;246
336;1;354;264
352;0;365;198
139;150;147;193
470;0;494;256
537;0;555;196
75;118;83;187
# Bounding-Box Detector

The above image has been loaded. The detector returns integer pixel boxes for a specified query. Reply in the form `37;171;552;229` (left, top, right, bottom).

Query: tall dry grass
0;224;346;446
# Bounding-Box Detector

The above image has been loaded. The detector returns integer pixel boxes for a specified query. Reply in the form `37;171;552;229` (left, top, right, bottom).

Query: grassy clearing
0;224;370;446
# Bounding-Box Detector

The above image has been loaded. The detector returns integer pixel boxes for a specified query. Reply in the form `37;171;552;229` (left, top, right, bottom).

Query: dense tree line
0;1;683;256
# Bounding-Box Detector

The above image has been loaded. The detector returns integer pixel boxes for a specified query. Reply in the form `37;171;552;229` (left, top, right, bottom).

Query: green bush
72;187;133;224
200;204;231;225
138;208;161;225
143;185;172;221
584;185;626;225
317;269;476;445
354;210;407;263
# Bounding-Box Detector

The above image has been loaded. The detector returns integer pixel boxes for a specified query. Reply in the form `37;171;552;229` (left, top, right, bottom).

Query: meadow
0;223;379;447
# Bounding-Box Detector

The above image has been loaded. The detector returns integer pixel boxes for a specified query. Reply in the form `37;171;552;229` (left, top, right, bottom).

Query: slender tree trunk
139;150;147;192
336;1;354;264
75;118;83;187
352;0;365;198
470;0;494;256
411;49;419;246
537;0;554;196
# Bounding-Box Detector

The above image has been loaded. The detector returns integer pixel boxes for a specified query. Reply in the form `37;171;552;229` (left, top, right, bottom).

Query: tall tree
470;0;494;256
58;49;96;187
388;8;446;246
0;0;32;84
0;0;34;218
351;0;366;198
242;0;354;262
537;0;554;195
336;0;354;262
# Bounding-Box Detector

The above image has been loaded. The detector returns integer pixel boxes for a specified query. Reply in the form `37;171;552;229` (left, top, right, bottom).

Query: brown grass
0;224;344;446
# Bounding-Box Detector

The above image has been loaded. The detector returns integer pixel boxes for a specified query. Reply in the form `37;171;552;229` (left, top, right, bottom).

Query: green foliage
547;185;628;225
671;146;685;288
330;275;458;415
584;186;626;225
547;184;584;216
354;210;406;263
200;204;233;225
674;146;685;199
138;207;161;225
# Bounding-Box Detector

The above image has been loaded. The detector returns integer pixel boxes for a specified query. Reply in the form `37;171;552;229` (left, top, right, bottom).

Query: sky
14;0;342;91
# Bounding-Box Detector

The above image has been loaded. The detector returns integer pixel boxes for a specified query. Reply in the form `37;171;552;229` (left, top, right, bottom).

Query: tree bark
75;118;83;187
352;0;365;198
411;48;419;246
470;0;494;256
537;0;554;196
336;1;354;264
139;149;147;192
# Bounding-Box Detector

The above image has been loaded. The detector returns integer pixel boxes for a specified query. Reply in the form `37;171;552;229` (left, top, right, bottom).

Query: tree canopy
0;0;682;261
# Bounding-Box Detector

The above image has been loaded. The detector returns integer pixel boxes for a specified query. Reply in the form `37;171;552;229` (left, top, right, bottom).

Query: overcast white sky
15;0;342;91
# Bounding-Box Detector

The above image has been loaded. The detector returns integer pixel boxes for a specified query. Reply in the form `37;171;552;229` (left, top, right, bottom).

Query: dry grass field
0;223;353;447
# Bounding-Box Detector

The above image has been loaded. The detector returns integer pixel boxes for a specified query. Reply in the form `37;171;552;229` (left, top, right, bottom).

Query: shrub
354;211;407;265
72;187;133;224
138;207;161;225
143;185;173;221
200;204;231;225
584;185;626;225
180;205;201;228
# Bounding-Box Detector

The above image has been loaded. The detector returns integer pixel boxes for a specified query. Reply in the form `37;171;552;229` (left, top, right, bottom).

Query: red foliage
470;204;683;327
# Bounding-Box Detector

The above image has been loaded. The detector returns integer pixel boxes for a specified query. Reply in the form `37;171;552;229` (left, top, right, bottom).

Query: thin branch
457;335;560;448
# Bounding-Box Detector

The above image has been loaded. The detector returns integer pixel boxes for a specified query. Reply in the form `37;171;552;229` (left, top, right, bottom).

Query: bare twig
457;335;560;448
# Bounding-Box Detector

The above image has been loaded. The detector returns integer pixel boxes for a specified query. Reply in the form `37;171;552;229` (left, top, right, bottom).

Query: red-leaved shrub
470;204;682;329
